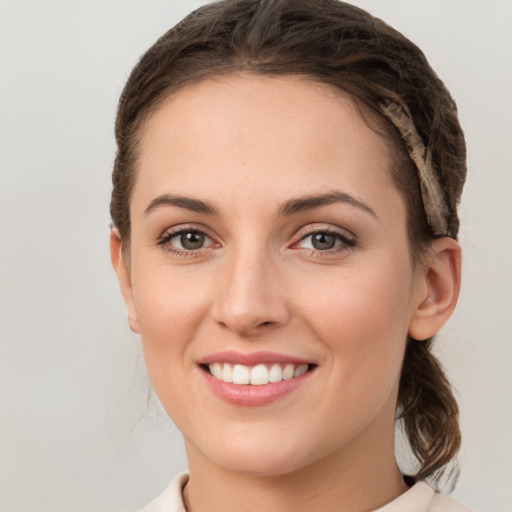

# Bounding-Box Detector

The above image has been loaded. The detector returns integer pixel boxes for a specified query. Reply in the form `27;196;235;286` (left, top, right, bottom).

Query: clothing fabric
139;472;472;512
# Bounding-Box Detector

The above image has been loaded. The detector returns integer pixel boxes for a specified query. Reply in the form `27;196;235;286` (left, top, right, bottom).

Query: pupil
312;232;335;250
181;231;205;250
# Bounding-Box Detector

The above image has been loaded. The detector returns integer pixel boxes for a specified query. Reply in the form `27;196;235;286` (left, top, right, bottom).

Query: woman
110;1;470;510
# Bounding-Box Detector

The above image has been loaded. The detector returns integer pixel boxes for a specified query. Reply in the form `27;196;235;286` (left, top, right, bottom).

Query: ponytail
398;337;461;486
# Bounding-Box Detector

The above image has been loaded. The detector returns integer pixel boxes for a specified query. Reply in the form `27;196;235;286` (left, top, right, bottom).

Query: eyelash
292;228;356;257
157;225;218;257
156;226;356;258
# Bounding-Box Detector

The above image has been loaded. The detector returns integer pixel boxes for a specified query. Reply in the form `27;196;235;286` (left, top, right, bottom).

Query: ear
110;228;140;333
408;237;461;341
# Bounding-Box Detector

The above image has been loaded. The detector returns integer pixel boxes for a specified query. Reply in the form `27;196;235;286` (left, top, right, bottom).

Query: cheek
130;263;211;376
295;259;414;389
294;269;413;446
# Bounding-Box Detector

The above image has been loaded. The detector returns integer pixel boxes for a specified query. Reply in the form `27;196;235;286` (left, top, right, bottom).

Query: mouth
197;351;317;405
201;362;315;385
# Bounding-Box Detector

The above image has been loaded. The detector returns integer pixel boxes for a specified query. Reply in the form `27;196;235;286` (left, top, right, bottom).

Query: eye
301;232;339;250
173;230;208;250
294;229;355;253
158;228;217;253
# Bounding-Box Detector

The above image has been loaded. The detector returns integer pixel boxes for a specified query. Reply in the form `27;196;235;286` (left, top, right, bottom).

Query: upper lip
197;351;313;366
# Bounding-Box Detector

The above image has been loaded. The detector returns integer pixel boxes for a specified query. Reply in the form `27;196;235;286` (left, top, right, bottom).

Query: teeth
232;364;250;384
250;364;269;385
294;364;308;377
210;362;223;380
221;363;233;383
208;362;310;385
269;364;283;383
282;364;295;380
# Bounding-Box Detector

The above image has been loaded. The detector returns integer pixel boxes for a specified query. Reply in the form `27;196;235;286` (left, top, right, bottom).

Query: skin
111;75;461;512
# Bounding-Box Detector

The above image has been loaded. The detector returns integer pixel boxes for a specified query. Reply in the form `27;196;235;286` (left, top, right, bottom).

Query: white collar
139;473;470;512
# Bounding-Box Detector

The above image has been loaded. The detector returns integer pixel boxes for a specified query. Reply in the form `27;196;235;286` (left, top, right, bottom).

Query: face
115;75;429;477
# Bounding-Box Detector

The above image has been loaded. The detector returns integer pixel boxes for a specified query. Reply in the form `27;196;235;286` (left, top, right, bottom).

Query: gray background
1;1;510;510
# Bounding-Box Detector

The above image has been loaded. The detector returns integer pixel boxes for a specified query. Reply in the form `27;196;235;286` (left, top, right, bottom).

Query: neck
183;426;408;512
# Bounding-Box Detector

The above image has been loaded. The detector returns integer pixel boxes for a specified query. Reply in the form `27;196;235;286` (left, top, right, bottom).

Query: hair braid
398;337;461;486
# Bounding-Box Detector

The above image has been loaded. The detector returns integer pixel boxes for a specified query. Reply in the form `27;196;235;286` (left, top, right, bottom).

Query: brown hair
111;0;466;486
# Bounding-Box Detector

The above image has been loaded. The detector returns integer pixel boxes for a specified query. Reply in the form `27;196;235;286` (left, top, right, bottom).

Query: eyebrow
144;190;377;219
144;194;218;216
278;190;377;218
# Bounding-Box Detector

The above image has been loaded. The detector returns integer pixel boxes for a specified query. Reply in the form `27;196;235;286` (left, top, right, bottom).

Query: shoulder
431;491;473;512
139;473;189;512
373;481;473;512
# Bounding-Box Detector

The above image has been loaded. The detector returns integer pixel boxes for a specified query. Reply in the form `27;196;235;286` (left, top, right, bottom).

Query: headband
379;101;448;236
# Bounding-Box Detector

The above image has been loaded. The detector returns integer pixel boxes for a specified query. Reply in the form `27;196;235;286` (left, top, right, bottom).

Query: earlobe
110;229;141;334
408;237;461;341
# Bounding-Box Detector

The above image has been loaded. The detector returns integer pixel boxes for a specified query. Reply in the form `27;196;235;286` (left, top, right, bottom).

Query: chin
212;451;309;477
188;428;322;478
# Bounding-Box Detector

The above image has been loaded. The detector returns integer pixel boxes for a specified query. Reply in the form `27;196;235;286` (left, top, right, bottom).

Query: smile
197;351;317;406
206;362;310;385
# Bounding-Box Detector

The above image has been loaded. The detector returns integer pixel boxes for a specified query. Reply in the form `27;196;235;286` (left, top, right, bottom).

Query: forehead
134;74;401;220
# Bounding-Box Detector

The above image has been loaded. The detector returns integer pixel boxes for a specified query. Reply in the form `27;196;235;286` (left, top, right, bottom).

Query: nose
211;248;290;337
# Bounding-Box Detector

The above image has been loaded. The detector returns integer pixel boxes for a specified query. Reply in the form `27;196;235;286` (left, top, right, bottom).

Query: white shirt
140;473;472;511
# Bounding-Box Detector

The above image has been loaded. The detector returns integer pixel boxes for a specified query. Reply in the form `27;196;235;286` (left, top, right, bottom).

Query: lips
197;351;316;406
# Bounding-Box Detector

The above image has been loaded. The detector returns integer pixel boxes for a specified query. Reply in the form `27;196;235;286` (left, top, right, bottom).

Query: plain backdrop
1;1;511;511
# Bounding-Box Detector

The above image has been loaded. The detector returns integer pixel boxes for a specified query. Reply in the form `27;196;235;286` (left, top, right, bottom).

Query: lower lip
201;367;315;406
